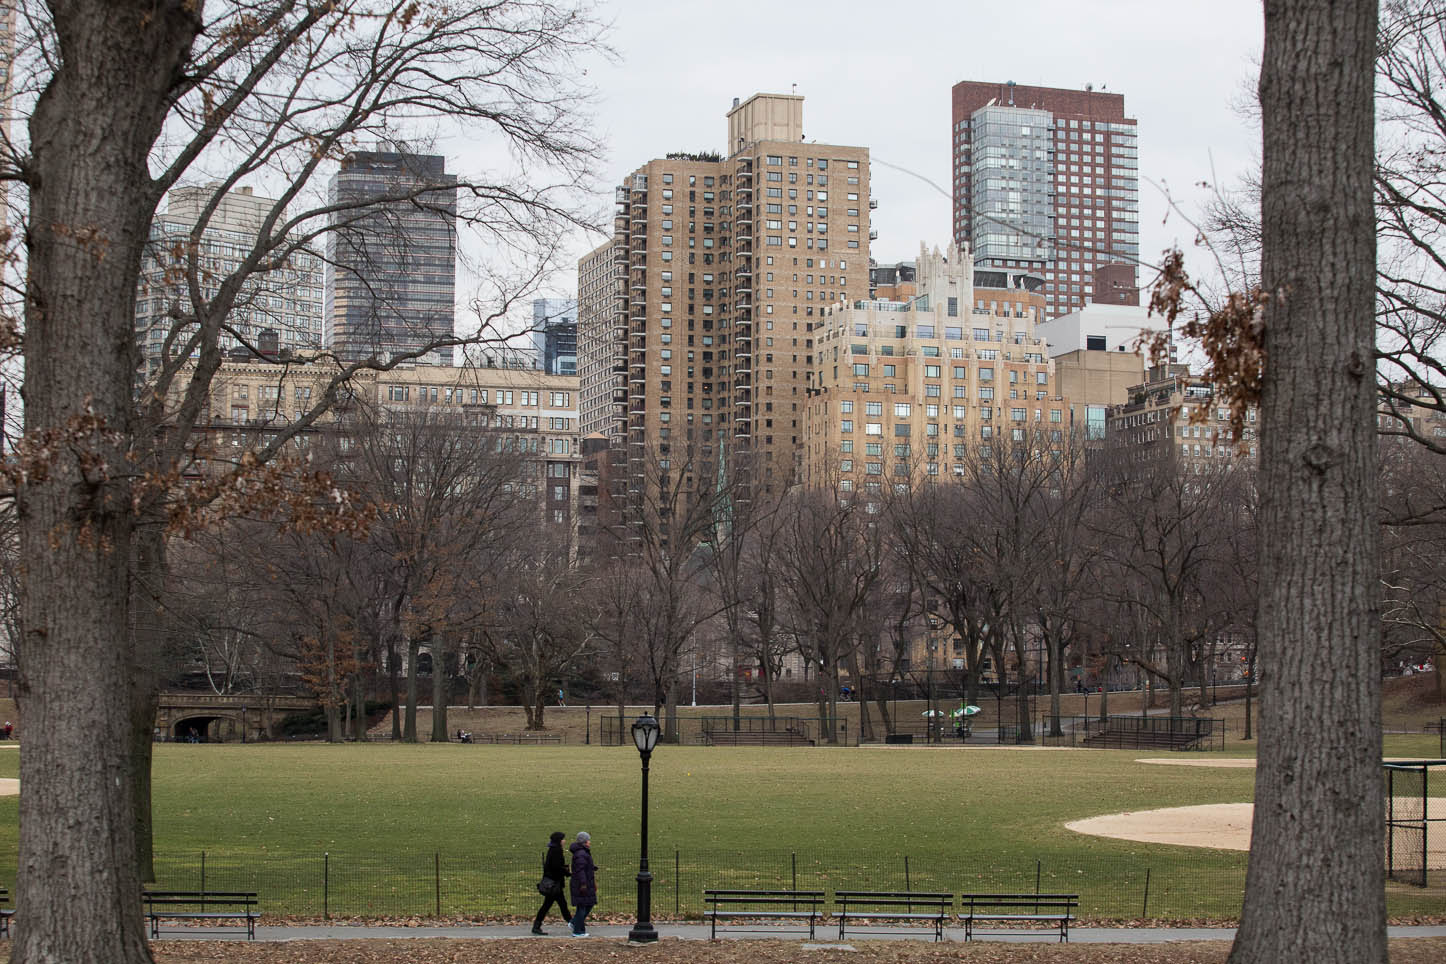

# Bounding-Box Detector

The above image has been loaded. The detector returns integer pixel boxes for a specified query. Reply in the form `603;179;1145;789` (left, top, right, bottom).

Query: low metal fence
151;847;1250;922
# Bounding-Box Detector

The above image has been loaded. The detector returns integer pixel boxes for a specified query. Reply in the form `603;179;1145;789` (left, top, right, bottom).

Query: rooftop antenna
791;83;798;95
1006;80;1015;106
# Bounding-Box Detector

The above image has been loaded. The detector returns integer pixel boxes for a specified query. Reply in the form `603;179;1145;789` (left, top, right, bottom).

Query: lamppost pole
628;714;660;943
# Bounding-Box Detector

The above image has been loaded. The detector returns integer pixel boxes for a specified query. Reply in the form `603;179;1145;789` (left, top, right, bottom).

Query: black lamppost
628;714;660;943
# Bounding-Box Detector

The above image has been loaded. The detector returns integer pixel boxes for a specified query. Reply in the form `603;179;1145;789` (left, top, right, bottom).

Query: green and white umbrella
921;709;946;717
951;705;982;718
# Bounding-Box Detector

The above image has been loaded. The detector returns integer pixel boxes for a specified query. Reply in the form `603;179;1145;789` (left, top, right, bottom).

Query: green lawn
0;741;1439;921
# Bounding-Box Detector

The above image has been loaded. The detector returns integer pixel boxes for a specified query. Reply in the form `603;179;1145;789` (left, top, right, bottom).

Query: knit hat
550;831;566;843
576;831;590;843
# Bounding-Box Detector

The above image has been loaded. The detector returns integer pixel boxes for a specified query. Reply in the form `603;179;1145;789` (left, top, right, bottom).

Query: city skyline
514;0;1262;322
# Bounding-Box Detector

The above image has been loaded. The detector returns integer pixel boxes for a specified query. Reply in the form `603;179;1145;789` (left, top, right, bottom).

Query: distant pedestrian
569;831;597;937
531;831;571;935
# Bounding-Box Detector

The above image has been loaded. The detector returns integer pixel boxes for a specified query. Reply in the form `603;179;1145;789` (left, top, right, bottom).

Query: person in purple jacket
568;831;597;937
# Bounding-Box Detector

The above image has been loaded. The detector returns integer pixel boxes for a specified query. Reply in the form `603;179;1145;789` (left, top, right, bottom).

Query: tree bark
17;4;201;962
1232;2;1383;961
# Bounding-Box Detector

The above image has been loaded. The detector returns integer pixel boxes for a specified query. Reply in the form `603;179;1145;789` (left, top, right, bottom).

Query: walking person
531;831;571;935
568;831;597;937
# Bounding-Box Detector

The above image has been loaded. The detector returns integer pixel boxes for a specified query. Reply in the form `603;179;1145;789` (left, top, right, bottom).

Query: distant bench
703;889;824;939
959;893;1078;942
142;891;260;940
472;733;562;745
835;890;952;941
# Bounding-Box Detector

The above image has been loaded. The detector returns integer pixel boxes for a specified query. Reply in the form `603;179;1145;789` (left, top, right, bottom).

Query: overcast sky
516;0;1264;319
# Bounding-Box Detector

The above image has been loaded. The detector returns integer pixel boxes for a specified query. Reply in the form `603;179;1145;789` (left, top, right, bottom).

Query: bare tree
607;443;728;740
487;535;593;730
7;3;604;957
775;483;881;744
1093;449;1235;718
342;398;533;743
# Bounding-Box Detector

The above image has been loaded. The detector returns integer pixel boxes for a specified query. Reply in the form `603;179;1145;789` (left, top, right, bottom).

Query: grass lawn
0;740;1439;922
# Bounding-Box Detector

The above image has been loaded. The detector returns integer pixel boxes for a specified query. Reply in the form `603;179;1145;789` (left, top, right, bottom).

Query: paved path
153;923;1446;943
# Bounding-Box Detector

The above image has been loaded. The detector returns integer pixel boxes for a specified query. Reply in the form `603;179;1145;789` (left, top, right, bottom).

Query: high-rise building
951;81;1140;318
531;297;578;376
135;185;325;374
578;240;626;441
327;149;458;365
803;243;1062;494
588;92;872;508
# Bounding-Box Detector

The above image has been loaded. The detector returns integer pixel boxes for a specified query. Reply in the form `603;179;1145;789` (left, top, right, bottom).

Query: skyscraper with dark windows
326;149;458;364
531;297;578;376
951;81;1139;318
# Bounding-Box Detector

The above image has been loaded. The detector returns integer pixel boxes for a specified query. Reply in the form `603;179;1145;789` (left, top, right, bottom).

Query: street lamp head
631;714;660;755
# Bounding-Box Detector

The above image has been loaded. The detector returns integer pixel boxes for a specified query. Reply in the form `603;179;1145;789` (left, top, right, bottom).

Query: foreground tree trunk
17;4;201;962
1232;2;1383;962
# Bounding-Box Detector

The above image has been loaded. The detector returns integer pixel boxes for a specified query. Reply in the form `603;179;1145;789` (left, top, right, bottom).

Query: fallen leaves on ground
141;937;1446;964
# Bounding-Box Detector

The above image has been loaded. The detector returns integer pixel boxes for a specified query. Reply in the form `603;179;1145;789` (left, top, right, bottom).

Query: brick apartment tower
951;81;1139;318
585;93;872;513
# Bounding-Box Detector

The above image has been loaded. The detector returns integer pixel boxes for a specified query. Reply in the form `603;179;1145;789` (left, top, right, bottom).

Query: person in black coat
568;832;597;937
530;831;571;935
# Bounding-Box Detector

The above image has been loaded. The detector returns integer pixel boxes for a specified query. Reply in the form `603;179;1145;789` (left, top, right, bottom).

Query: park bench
703;730;813;747
834;890;952;941
475;733;562;745
958;893;1078;942
702;889;825;939
0;887;13;937
142;891;260;940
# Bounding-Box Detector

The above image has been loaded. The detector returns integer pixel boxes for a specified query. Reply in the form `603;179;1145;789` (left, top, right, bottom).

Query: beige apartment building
802;243;1064;495
188;358;585;529
583;92;872;511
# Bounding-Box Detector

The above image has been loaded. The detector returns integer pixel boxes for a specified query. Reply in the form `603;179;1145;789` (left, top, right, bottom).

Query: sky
519;0;1265;322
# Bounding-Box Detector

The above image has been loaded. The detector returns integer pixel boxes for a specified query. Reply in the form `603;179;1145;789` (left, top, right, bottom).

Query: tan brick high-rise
582;93;871;510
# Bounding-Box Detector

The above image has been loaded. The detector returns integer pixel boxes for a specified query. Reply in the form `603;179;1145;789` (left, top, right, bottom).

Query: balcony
869;197;879;210
869;228;878;240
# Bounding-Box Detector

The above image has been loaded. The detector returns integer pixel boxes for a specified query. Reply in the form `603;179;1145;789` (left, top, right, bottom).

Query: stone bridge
155;692;315;743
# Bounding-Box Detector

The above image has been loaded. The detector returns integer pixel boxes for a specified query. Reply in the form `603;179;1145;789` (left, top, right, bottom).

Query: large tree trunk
430;643;449;742
17;4;200;962
1232;3;1383;962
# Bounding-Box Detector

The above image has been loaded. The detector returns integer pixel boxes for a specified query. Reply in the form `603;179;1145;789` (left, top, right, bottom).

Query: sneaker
572;931;591;938
531;928;546;936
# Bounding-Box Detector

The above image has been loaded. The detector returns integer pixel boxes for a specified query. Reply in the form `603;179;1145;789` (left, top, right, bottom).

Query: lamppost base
627;923;659;943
